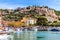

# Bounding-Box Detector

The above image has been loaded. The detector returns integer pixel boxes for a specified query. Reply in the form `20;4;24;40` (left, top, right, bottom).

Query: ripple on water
3;31;60;40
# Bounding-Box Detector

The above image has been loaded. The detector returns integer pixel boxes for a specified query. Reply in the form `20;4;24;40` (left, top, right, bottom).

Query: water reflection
0;34;14;40
37;31;60;40
14;31;36;40
0;31;60;40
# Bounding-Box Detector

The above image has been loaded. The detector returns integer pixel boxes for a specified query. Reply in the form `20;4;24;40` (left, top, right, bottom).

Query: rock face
0;6;58;22
24;6;58;22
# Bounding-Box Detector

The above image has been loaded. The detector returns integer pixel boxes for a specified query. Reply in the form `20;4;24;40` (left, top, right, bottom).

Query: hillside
55;10;60;16
0;6;58;22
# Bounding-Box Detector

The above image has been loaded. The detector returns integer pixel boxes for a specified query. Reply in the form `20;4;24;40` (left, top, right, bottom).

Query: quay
37;26;60;31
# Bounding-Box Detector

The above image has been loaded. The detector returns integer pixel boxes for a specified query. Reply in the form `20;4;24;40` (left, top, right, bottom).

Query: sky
0;0;60;10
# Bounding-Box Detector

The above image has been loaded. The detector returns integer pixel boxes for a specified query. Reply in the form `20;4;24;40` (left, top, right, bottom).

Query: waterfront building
25;17;36;26
0;12;3;27
21;17;37;26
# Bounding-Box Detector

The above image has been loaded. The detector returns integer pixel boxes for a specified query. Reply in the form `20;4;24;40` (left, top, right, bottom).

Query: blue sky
0;0;60;10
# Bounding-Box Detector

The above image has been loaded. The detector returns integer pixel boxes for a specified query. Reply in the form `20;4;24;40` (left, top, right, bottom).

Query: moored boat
50;29;60;31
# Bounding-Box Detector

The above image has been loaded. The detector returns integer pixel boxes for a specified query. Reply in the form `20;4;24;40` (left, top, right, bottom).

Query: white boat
32;27;38;31
16;28;23;33
7;29;16;33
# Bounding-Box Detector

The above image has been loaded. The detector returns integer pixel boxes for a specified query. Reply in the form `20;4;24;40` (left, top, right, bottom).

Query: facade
25;17;37;26
0;17;2;27
0;12;3;27
21;17;37;26
0;12;8;27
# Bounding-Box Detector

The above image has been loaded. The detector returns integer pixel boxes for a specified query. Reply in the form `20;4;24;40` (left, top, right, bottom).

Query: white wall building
25;18;37;26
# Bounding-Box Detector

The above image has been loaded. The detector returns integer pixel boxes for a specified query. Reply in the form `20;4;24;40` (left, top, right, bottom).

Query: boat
16;28;23;34
32;27;38;31
50;29;59;31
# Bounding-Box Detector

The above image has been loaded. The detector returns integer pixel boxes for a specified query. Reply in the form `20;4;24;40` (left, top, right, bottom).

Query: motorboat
50;29;59;31
32;27;38;31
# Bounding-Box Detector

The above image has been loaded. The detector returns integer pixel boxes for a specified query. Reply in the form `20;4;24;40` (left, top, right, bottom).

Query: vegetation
54;10;60;16
36;16;48;26
0;6;60;26
4;12;24;21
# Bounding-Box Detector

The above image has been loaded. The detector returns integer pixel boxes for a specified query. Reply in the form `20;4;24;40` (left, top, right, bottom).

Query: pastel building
0;16;2;27
0;12;3;27
25;18;37;26
0;11;8;27
21;17;37;26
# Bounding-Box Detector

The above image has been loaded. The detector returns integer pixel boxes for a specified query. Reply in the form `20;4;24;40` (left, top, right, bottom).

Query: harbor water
0;31;60;40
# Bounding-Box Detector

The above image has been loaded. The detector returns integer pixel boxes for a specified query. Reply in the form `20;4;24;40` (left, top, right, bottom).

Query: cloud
0;3;27;9
0;0;60;10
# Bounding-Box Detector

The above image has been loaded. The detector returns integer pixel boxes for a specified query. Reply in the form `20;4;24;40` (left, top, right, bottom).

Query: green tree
54;10;60;16
36;16;48;26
